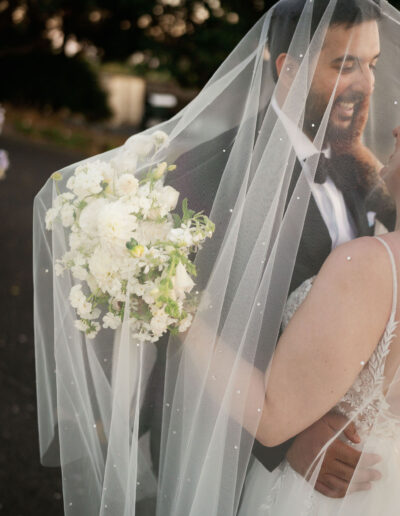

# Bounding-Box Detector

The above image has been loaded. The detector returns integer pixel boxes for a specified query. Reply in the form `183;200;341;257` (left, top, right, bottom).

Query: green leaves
182;198;195;223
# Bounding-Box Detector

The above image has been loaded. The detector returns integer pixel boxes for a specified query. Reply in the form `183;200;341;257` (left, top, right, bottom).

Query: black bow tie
307;153;329;184
307;153;362;194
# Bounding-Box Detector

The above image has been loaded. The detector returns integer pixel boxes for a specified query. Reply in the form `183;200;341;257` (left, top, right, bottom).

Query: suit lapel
336;178;371;237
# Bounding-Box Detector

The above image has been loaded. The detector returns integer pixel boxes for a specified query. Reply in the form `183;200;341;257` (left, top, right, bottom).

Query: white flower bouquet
46;131;215;341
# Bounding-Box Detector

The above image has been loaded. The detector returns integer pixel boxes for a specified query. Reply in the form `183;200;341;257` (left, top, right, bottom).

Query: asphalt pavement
0;133;86;516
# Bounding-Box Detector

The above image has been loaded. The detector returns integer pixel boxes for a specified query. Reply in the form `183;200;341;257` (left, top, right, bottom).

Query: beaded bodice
282;237;400;439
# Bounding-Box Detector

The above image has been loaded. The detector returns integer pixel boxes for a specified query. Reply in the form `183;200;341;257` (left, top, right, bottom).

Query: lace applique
281;277;315;331
282;277;400;439
335;315;399;437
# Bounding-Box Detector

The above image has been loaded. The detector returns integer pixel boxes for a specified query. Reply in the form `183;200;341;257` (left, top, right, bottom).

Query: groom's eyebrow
330;52;381;65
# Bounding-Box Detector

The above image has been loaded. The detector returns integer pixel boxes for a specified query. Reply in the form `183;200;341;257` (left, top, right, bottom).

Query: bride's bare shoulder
313;236;394;320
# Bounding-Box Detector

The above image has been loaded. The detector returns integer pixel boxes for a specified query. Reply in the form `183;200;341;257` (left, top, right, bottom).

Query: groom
144;0;398;500
252;0;397;499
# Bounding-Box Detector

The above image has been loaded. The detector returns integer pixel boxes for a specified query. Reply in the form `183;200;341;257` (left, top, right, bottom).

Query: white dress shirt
271;97;357;249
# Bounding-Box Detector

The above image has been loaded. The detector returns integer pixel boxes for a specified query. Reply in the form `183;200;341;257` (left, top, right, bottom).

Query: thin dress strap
375;236;398;320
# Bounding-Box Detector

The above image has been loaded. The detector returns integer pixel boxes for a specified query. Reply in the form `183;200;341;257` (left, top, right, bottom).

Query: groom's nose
351;64;375;97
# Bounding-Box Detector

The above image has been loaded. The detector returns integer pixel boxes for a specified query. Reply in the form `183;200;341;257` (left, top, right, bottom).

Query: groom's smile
305;19;381;141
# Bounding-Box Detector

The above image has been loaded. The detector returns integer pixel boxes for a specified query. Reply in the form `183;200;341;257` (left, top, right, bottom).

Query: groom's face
305;20;380;142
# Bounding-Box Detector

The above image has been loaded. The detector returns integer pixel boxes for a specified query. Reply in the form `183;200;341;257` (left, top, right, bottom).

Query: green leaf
182;198;195;221
168;325;179;336
172;213;181;228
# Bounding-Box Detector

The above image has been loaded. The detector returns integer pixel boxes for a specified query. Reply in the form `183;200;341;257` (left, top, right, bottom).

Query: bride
33;0;400;515
238;132;400;515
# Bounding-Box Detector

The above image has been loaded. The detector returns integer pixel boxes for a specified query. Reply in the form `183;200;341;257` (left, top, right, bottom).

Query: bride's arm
257;236;392;447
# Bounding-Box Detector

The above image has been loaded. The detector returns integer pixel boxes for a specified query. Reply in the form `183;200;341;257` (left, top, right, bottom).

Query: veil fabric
33;1;400;514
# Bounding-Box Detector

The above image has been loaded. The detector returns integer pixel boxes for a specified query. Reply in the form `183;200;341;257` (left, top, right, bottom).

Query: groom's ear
275;53;300;87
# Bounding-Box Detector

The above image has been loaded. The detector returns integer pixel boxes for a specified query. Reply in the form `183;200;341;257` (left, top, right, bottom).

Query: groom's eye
331;56;357;73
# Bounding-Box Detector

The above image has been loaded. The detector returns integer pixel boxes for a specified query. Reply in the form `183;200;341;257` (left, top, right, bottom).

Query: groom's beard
303;89;367;146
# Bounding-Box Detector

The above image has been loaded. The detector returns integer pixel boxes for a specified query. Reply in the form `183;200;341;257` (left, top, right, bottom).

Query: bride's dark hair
268;0;382;81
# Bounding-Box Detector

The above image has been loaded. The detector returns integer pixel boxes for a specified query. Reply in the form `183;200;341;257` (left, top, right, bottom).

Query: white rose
172;262;195;300
157;185;179;214
116;174;139;196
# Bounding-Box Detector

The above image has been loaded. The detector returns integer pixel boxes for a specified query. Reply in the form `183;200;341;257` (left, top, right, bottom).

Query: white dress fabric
239;237;400;515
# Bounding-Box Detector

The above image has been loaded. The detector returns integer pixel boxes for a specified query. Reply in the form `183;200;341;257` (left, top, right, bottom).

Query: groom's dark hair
268;0;382;82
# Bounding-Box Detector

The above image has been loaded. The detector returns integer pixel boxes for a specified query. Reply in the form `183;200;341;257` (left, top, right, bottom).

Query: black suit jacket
141;119;396;475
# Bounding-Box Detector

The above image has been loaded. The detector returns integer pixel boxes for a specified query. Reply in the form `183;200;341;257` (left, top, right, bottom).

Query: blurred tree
1;0;399;97
0;0;272;91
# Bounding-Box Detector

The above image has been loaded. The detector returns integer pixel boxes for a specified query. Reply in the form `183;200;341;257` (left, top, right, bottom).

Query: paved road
0;133;85;516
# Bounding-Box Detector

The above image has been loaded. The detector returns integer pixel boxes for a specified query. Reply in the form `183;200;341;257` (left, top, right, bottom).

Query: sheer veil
33;1;400;514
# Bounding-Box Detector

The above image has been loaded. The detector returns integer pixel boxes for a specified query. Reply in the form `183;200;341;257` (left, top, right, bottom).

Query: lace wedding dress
238;237;400;515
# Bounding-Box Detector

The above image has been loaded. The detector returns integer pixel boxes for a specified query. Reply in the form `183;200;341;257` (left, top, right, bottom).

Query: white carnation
152;130;169;146
60;192;75;202
68;160;111;199
74;319;88;332
103;312;121;330
45;207;59;230
86;273;99;293
111;148;138;175
54;262;65;276
85;308;101;320
97;201;137;251
79;198;107;236
88;247;120;293
86;321;101;339
133;220;172;246
179;314;193;333
60;203;75;227
69;284;91;315
169;227;193;247
126;135;155;158
71;265;88;281
150;308;171;337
